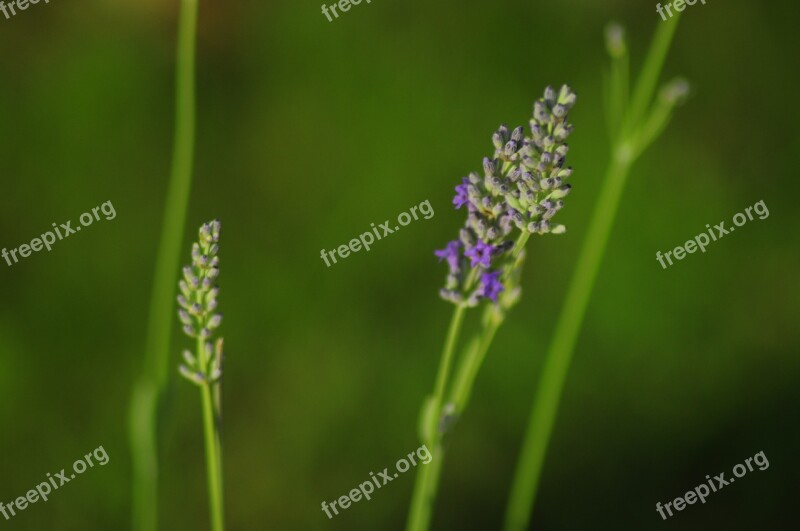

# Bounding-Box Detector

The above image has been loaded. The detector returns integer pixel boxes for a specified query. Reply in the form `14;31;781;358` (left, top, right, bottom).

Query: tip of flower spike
660;78;690;106
543;86;556;107
605;22;626;58
199;219;221;244
557;85;577;109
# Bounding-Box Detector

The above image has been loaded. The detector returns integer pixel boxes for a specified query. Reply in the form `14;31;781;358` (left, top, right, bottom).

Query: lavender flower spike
178;220;225;384
412;86;577;531
434;85;577;306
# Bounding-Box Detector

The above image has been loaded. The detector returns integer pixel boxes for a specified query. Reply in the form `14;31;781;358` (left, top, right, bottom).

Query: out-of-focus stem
503;14;682;531
129;1;199;530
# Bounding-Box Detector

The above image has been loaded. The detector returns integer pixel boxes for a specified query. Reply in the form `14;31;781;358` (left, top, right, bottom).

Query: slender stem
503;17;682;531
429;304;468;435
407;225;531;531
625;14;681;136
405;440;444;531
448;304;502;413
197;332;225;531
509;232;530;263
503;155;631;531
406;300;468;531
129;1;199;530
200;382;225;531
450;227;530;412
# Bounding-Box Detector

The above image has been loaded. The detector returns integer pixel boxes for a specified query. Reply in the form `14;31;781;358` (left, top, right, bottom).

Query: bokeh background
1;0;798;529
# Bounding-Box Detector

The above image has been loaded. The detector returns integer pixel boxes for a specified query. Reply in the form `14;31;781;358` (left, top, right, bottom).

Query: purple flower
453;177;470;209
435;240;462;272
479;271;504;302
464;239;495;268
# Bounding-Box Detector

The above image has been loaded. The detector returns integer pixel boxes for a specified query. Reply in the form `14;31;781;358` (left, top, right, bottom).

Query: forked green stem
448;304;503;413
503;154;632;531
129;1;199;529
407;229;528;531
503;15;682;531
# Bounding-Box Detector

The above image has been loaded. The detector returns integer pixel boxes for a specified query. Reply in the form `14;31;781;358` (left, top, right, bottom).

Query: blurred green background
1;0;798;529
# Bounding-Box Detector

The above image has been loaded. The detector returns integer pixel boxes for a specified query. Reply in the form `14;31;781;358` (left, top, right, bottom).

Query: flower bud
543;86;556;107
207;314;223;330
179;365;206;385
504;141;518;158
483;157;498;177
179;280;191;298
178;309;193;326
492;132;505;150
557;85;576;108
182;350;196;366
549;185;572;199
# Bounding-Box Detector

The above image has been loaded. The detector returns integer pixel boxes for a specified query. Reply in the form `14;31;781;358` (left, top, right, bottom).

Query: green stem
509;232;530;264
625;14;681;136
199;333;224;531
201;384;224;531
406;300;467;531
405;440;444;531
448;304;502;413
407;227;530;531
503;154;631;531
129;1;199;530
503;16;681;531
450;228;528;412
429;304;468;436
197;334;225;531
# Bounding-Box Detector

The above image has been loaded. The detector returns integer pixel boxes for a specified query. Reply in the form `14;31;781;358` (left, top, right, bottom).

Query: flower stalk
503;16;687;531
407;85;578;531
178;221;226;531
129;1;199;529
